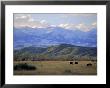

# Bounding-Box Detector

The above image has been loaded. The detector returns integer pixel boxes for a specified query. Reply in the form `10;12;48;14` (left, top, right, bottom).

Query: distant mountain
14;44;97;61
14;27;97;49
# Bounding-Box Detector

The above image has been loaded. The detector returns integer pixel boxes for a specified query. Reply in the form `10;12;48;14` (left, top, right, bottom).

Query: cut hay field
14;61;97;75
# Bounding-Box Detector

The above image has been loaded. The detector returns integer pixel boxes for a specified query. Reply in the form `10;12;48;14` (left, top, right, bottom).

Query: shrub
14;63;36;71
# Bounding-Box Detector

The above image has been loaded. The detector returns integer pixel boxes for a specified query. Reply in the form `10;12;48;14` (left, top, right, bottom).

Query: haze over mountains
14;26;97;49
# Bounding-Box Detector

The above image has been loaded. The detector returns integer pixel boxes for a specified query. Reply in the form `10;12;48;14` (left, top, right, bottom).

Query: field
14;61;97;75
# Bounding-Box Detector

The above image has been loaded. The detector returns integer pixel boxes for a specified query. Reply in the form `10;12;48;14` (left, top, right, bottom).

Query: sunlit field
14;61;97;75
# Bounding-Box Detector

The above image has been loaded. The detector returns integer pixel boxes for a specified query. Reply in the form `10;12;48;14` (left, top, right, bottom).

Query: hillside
14;44;97;61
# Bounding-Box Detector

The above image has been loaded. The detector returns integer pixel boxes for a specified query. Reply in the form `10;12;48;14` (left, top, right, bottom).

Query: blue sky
31;13;97;25
14;13;97;32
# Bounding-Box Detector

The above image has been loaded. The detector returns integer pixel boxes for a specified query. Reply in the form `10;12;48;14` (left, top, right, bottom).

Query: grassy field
14;61;97;75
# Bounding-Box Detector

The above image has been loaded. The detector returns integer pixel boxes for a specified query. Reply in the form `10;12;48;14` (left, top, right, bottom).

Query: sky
14;13;97;32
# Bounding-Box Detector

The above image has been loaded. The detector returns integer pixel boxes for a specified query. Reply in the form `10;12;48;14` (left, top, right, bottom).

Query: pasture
14;61;97;75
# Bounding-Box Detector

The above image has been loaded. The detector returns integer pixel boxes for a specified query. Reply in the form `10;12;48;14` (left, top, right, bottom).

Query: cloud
59;24;76;30
75;23;90;32
14;14;49;28
50;25;56;27
14;14;31;22
40;20;47;24
91;22;97;28
58;22;97;32
14;14;96;32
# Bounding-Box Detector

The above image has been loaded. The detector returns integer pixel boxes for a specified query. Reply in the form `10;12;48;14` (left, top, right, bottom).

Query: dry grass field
14;61;97;75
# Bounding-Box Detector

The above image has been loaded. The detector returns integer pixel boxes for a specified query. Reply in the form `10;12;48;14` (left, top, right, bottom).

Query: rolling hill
14;44;97;61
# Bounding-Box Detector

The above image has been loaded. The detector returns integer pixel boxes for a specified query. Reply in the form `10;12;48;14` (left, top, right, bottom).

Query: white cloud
50;25;56;27
28;18;34;22
92;22;97;25
58;22;97;32
91;22;97;28
14;14;97;32
75;23;90;32
14;14;49;28
59;24;76;30
40;20;47;24
14;14;31;21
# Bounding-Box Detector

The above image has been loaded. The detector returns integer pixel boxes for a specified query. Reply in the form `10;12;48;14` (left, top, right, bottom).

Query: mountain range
14;26;97;49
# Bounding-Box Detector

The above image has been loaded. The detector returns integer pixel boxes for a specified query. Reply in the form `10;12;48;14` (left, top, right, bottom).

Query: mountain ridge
14;27;97;48
14;44;97;61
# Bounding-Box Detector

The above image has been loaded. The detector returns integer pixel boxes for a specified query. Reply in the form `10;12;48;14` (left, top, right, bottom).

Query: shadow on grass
14;63;36;71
